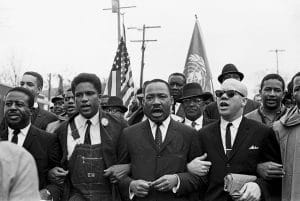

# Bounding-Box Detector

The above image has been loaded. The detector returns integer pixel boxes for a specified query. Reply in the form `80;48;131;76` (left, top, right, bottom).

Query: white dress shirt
148;116;171;143
174;102;181;114
67;111;101;159
184;116;203;131
8;123;31;147
220;116;243;152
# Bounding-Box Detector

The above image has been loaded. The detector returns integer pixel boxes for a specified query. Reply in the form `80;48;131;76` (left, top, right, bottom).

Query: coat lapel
228;117;251;161
211;120;228;162
99;112;116;167
160;119;176;152
142;120;158;151
0;127;8;141
23;125;37;150
60;122;69;167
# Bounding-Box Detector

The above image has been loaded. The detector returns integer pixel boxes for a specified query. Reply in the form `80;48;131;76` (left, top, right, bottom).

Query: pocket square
248;145;259;150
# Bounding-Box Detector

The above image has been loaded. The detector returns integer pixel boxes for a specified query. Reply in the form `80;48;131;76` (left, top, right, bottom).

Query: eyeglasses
215;90;244;98
182;97;204;105
103;108;122;114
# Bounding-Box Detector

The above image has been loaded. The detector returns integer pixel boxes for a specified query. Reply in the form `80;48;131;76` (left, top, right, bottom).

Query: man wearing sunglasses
203;64;260;126
188;79;281;201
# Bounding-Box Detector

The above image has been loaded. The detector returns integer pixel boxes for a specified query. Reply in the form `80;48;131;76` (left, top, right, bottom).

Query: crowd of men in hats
0;64;300;201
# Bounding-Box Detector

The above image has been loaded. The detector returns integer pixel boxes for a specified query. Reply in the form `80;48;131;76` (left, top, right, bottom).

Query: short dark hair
71;73;102;94
168;73;186;84
143;79;171;95
23;71;44;89
6;87;35;108
289;72;300;92
260;73;285;91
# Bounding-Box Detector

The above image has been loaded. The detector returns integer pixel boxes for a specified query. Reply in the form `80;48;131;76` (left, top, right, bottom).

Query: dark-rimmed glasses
215;90;244;98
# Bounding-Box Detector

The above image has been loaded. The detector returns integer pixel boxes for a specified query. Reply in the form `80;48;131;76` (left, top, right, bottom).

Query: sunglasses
215;90;244;98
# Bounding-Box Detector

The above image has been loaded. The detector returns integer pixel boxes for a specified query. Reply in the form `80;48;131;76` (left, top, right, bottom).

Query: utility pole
269;49;285;74
48;73;51;110
103;1;136;43
128;25;161;88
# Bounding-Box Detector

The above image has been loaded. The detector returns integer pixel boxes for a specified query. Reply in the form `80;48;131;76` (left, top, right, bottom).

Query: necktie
191;121;196;128
84;120;92;145
225;122;233;157
155;122;162;150
11;129;20;144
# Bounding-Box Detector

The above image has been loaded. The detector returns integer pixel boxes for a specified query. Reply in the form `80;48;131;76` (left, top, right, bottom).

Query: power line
269;49;285;74
128;25;161;88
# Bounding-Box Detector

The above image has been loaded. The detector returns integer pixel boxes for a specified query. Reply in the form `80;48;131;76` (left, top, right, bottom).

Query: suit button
157;155;161;158
226;163;230;168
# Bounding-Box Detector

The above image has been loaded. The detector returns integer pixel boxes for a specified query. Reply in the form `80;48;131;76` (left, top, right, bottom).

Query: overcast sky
0;0;299;97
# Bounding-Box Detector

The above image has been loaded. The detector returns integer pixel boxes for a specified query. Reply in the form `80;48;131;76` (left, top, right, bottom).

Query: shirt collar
148;116;171;129
78;111;100;126
33;102;39;108
8;123;31;136
185;115;203;125
259;104;286;116
220;115;243;130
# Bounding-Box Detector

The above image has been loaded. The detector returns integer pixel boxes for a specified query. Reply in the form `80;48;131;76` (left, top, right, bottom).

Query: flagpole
117;1;121;42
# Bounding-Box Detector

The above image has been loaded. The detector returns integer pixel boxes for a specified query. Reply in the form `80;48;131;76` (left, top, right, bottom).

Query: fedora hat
178;83;209;103
217;63;244;83
102;96;128;113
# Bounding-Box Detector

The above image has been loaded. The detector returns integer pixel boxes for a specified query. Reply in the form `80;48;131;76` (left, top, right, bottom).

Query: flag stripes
104;37;134;107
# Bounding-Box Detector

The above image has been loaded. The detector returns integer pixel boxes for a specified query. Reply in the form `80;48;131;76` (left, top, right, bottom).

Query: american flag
104;37;134;107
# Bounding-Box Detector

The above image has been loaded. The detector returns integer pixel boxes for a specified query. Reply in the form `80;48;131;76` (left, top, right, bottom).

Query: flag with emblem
104;37;134;107
183;18;213;93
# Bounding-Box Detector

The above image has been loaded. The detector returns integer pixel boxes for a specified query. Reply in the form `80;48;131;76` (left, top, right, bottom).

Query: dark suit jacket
203;99;260;126
175;103;185;119
0;125;61;191
127;107;144;126
55;110;128;201
31;107;58;130
119;119;202;201
197;117;281;201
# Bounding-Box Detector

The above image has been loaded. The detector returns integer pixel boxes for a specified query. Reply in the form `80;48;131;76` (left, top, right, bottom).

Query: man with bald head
188;79;281;201
203;64;260;126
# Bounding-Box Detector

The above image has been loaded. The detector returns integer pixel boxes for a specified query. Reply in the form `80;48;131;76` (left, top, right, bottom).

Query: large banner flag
183;18;213;93
104;37;134;107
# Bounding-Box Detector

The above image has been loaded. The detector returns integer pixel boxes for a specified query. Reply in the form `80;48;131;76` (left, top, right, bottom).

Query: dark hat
217;63;244;83
136;88;143;98
51;95;64;103
178;83;210;103
102;96;128;113
100;95;110;106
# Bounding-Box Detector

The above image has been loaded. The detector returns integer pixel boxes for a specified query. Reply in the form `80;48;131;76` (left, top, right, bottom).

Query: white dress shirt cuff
129;187;135;200
172;174;180;193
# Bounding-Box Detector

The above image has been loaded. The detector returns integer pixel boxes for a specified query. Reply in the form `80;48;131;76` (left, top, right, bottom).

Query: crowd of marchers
0;63;300;201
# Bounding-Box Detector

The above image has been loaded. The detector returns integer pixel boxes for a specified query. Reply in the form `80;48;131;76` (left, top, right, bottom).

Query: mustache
151;107;163;112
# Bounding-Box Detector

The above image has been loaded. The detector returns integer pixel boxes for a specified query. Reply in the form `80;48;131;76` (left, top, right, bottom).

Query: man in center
119;79;203;201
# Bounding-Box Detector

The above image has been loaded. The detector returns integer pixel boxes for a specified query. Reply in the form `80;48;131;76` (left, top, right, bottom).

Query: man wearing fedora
203;64;260;125
102;96;128;118
178;83;210;131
